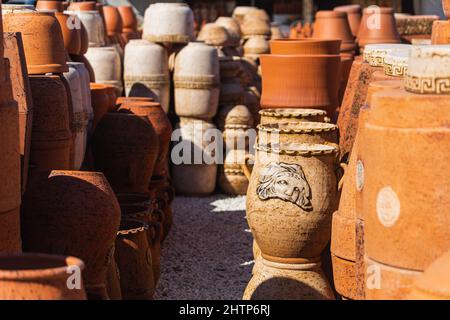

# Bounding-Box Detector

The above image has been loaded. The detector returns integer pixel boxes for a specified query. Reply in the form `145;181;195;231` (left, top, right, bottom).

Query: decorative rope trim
117;223;149;236
255;143;338;156
257;124;337;134
124;74;170;88
144;34;192;44
405;76;450;94
224;124;253;130
223;169;246;175
384;63;407;78
259;109;327;118
174;75;219;89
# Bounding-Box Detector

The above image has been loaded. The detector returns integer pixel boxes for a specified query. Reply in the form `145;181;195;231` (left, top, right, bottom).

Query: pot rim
270;38;342;44
259;108;328;117
258;122;337;133
260;53;341;59
256;142;338;155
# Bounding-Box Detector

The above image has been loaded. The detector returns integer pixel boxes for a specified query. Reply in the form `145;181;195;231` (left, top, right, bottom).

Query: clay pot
68;62;94;133
103;6;123;45
270;39;341;55
409;250;450;300
405;45;450;95
65;9;105;47
363;88;450;272
363;43;411;68
218;149;249;195
90;83;113;130
174;42;220;119
92;113;159;194
0;76;21;253
245;142;339;261
69;54;95;82
444;0;450;19
79;21;89;55
396;15;439;37
55;12;81;55
216;104;254;130
117;97;154;105
357;7;401;48
331;254;356;300
259;109;328;125
313;11;356;53
243;258;335;300
67;1;97;11
215;17;242;47
22;171;121;300
383;50;409;78
124;40;170;113
220;79;245;105
197;23;231;47
143;3;194;44
334;5;362;38
3;11;68;74
260;54;341;115
106;254;122;300
241;17;271;39
28;75;72;177
85;46;123;96
243;36;270;60
115;219;154;300
36;1;63;12
117;6;138;33
171;118;218;196
118;100;173;177
431;20;450;45
149;175;174;242
232;6;258;24
0;253;86;300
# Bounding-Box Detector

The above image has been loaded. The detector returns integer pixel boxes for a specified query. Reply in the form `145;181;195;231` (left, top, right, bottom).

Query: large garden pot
270;39;341;55
313;11;356;53
55;12;81;55
357;7;401;48
103;6;123;46
149;175;174;242
21;171;121;300
334;5;362;38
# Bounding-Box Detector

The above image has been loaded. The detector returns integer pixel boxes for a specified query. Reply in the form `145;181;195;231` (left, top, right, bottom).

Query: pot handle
241;154;255;181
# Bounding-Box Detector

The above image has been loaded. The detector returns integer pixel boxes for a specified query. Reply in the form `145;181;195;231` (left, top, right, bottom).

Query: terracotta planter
65;10;105;47
431;20;450;45
90;83;113;130
171;118;218;196
241;17;271;39
3;11;68;74
67;1;97;11
215;17;242;47
260;54;341;115
22;171;121;300
0;75;21;253
259;108;328;125
143;3;194;44
118;100;173;177
245;142;339;261
218;149;249;195
232;6;258;24
243;258;335;300
357;7;401;48
331;254;357;300
363;88;450;272
339;53;354;106
36;1;63;12
28;75;72;177
174;42;220;119
197;23;232;47
117;97;154;104
444;0;450;19
149;175;174;242
270;39;341;55
0;253;86;300
117;6;137;33
334;5;362;38
92;113;159;194
243;36;270;60
103;6;123;44
55;12;81;56
106;254;122;300
313;11;356;53
85;46;123;96
115;219;155;300
124;40;170;113
409;250;450;300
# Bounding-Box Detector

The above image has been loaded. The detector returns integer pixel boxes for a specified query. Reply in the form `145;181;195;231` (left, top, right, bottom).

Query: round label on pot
356;160;365;192
376;186;401;228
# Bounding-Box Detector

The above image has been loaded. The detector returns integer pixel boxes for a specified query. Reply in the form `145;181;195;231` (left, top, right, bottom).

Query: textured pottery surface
383;50;409;78
117;6;138;32
241;17;271;39
197;23;231;47
174;42;220;119
313;11;356;53
106;254;122;300
243;259;335;300
124;40;170;113
357;7;401;48
259;108;328;125
270;39;341;55
93;113;159;194
331;254;357;300
444;0;450;18
431;20;450;45
90;83;113;130
215;16;241;47
219;149;250;195
363;43;411;68
149;174;174;242
22;171;121;300
396;15;439;36
143;3;194;44
116;219;155;300
0;253;86;300
216;104;253;130
36;1;64;12
243;36;270;59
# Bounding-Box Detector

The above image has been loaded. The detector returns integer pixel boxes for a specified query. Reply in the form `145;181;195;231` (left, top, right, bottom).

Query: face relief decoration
256;162;313;211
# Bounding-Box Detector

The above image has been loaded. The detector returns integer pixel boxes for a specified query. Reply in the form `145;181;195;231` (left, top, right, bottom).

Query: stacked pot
431;1;450;45
395;14;439;44
243;39;342;300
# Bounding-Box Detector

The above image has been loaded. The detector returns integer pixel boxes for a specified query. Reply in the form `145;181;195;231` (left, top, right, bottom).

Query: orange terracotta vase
269;39;342;55
334;4;362;38
431;20;450;45
357;7;401;49
68;1;97;11
313;11;356;53
55;12;81;56
103;6;124;46
35;0;64;12
90;83;113;131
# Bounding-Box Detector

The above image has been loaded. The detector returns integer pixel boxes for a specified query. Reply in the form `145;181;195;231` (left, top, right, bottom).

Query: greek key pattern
384;63;408;78
405;76;450;94
368;55;385;67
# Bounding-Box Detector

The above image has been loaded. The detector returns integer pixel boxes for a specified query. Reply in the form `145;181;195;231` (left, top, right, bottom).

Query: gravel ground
155;195;254;300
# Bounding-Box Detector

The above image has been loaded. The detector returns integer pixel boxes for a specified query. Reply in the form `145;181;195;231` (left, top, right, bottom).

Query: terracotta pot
3;11;68;74
0;253;86;300
55;12;81;56
218;149;249;195
79;21;89;54
313;11;356;53
444;0;450;19
270;39;341;55
118;100;173;177
115;219;155;300
409;250;450;300
106;254;122;300
216;104;254;130
117;6;138;32
396;15;438;37
117;97;154;105
219;79;245;105
143;3;195;44
28;75;72;177
243;258;335;300
124;40;170;113
93;113;159;194
197;23;232;47
357;7;401;48
67;1;97;11
171;118;218;196
405;45;450;95
339;53;354;105
36;0;63;12
90;83;112;130
243;36;270;60
334;5;362;38
244;89;260;126
260;54;341;115
241;17;271;39
149;175;174;242
363;88;450;272
232;6;258;24
85;46;123;96
65;10;105;47
331;254;356;300
215;16;242;47
22;171;121;300
259;108;328;125
431;20;450;45
103;6;123;40
174;42;220;119
69;54;95;82
0;74;21;253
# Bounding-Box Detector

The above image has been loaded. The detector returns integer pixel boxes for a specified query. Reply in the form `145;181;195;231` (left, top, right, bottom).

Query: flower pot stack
431;0;450;45
242;38;342;300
